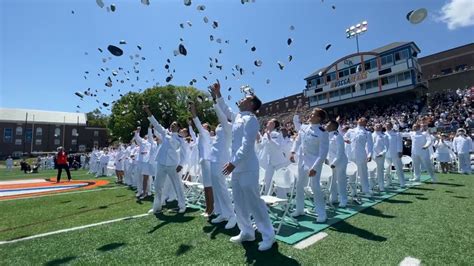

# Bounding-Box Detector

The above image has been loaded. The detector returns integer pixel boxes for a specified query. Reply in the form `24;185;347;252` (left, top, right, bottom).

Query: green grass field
0;168;473;265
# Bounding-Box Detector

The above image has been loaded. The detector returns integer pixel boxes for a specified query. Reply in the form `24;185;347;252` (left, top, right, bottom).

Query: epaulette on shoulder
319;126;325;132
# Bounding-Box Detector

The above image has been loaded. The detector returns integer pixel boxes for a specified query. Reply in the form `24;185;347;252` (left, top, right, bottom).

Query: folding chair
261;166;298;234
401;155;413;178
182;174;205;206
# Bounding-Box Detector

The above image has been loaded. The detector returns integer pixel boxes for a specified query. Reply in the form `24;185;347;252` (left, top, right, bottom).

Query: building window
394;49;409;61
326;72;336;82
397;71;411;82
72;139;77;145
54;128;61;137
381;54;393;66
94;131;99;137
54;139;60;145
36;127;42;136
93;141;99;148
285;102;289;108
35;139;42;145
350;67;357;74
329;90;339;98
15;139;22;145
381;75;396;86
293;100;297;106
25;128;32;143
364;59;377;71
16;126;23;136
4;128;13;143
72;128;78;137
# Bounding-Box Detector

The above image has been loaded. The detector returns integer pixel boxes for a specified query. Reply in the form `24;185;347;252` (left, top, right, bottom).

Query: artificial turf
0;170;473;265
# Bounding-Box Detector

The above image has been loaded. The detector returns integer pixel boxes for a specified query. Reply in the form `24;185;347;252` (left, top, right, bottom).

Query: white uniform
80;155;86;169
372;131;388;191
209;103;235;220
452;135;473;174
134;131;152;196
192;116;212;187
401;131;436;181
292;123;329;221
260;130;290;196
434;140;451;163
97;151;110;177
327;130;348;206
345;126;373;195
217;97;275;242
385;130;405;187
148;115;187;212
6;158;13;171
114;146;126;171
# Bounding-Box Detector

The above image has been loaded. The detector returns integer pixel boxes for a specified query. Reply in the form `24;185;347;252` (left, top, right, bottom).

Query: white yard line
293;232;328;249
0;186;126;202
0;213;150;245
399;256;421;266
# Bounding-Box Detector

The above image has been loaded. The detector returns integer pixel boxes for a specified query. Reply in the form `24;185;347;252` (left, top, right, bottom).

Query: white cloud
438;0;474;30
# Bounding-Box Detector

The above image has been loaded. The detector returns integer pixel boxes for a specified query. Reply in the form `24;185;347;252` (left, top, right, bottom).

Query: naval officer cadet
212;81;276;252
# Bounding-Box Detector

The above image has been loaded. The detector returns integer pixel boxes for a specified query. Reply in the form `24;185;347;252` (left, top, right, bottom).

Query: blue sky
1;0;473;114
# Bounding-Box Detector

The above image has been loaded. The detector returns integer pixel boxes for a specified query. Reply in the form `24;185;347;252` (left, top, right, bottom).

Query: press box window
381;54;393;66
364;59;376;71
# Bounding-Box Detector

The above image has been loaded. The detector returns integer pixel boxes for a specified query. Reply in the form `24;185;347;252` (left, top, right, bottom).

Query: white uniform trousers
97;163;107;177
458;153;471;174
231;171;275;242
412;152;436;181
135;163;144;194
295;165;326;220
385;156;405;187
210;162;235;219
329;159;348;205
152;164;186;212
200;159;212;187
374;156;385;190
355;158;370;193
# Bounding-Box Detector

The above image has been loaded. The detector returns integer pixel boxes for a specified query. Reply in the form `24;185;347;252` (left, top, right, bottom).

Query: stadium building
258;42;474;117
0;108;108;158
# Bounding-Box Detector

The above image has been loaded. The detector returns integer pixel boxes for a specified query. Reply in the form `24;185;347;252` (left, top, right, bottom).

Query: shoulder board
334;131;338;135
319;126;325;132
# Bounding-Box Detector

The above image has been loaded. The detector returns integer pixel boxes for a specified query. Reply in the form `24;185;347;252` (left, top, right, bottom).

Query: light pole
346;21;368;53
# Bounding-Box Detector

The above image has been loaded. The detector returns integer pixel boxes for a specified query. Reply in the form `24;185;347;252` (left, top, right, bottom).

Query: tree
108;85;217;142
86;108;109;128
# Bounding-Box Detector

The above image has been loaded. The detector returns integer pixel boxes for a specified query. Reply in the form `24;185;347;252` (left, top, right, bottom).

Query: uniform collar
239;111;253;116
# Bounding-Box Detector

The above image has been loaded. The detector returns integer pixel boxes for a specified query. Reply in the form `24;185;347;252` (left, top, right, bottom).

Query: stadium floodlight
346;20;368;53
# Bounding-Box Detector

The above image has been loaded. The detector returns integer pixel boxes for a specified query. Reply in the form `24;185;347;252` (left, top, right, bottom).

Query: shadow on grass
329;219;387;242
60;200;71;204
383;198;412;204
445;190;454;193
97;242;126;252
410;187;434;191
433;182;464;187
398;191;424;196
176;244;193;256
44;256;77;266
242;241;300;265
415;196;428;200
148;213;195;234
452;196;468;199
202;222;240;239
360;207;396;219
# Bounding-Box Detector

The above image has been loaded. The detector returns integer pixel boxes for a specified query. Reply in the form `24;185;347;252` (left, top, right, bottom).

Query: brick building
0;108;108;159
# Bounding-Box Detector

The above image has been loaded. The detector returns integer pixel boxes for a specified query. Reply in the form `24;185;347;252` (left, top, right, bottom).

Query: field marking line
399;256;421;266
0;186;126;202
0;213;150;245
293;232;328;249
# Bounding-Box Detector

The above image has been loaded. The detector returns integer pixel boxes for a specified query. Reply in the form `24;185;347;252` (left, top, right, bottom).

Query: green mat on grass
274;175;432;245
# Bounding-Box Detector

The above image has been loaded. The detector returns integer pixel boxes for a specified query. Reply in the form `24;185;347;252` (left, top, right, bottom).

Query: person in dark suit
56;147;72;183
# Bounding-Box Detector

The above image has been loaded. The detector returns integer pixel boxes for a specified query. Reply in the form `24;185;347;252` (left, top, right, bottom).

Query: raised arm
211;81;236;122
293;114;302;131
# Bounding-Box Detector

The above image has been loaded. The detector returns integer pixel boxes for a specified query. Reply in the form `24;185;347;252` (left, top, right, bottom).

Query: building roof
305;41;419;80
0;108;87;125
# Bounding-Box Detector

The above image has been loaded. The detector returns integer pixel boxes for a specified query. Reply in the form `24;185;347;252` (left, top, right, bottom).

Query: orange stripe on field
0;178;110;201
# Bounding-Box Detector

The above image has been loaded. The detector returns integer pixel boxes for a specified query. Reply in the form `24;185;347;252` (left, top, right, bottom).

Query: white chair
261;166;298;234
401;155;413;177
182;175;204;206
346;161;358;176
259;167;266;195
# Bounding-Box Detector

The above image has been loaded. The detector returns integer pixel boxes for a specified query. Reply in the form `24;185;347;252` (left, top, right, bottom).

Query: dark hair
270;118;281;131
314;108;327;122
251;95;262;112
327;120;339;128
